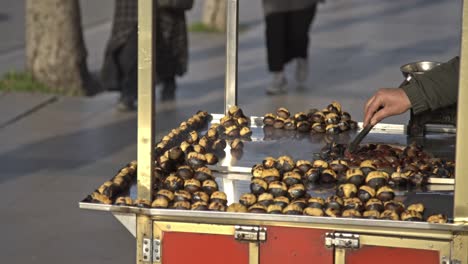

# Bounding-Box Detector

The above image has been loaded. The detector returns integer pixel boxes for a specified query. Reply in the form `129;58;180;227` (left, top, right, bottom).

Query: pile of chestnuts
263;102;357;135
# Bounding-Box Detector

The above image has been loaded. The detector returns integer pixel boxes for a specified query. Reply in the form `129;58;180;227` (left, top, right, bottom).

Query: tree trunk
25;0;92;95
202;0;227;32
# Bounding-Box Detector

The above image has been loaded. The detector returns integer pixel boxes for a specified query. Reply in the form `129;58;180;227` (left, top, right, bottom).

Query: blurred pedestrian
101;0;193;111
262;0;322;95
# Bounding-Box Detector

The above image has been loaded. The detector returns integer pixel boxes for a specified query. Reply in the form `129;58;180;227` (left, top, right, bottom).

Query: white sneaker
296;58;309;83
266;72;287;95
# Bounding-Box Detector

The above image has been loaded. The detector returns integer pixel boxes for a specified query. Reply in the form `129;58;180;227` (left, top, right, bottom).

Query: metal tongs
347;124;374;154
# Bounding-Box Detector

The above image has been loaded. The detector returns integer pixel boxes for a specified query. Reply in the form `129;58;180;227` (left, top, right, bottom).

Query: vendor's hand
363;88;411;126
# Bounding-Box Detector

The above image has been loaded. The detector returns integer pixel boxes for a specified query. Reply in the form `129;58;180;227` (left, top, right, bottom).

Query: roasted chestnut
156;189;175;202
273;117;286;129
164;175;184;192
250;178;268;195
184;178;201;193
267;204;284;214
262;157;277;169
240;127;252;137
186;130;199;144
321;169;337;183
227;203;248;213
176;165;194;180
98;181;118;198
357;185;375;203
379;209;400;220
325;195;344;210
208;201;226;211
248;203;267;214
365;171;388;190
376;186;395;202
261;168;281;184
409;172;427;186
342;209;362;218
283;171;302;186
194;167;213;182
296;121;311;133
205;153;219;165
228;105;244;118
365;198;384;212
237;117;249;127
384;200;405;215
239;193;257;207
212;139;227;152
325;113;339;125
115;196;133;206
134;199;151;208
225;126;240;137
312;111;325;123
207;128;218;140
363;210;380;219
273;196;290;208
284;118;296;130
168;146;184;161
325;207;341;217
343;197;363;212
202;179;219;195
311;122;326;133
187;152;207;169
296;160;312;174
304;207;325;217
198;137;211;150
313;160;329;169
304;168;321;183
340;112;351;122
288;184;306;200
230;138;244;150
174;190;192;202
268;181;288;197
330;160;349;174
336;183;358;198
360;160;376;175
258;193;274;207
277;155;295;173
276;107;290;119
283;204;303;215
251;164;265;178
427;214;448;224
151;197;169;209
401;210;423;221
308;197;325;209
291;198;308;209
210;191;228;205
263;113;276;126
191;191;210;204
326;124;340;135
220;116;236;128
390;168;410;186
191;201;209;211
346;168;365;186
407;203;425;214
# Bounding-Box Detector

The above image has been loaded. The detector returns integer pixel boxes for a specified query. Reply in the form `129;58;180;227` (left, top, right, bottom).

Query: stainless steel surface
454;0;468;223
142;238;151;262
325;233;360;249
400;61;442;77
112;212;137;237
153;239;161;263
234;226;267;242
224;0;239;114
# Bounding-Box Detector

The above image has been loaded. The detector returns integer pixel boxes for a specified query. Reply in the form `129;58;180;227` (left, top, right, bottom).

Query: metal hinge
325;232;360;249
142;238;162;263
441;257;461;264
234;225;267;242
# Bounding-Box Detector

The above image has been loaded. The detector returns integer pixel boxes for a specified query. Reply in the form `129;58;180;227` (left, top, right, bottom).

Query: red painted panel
162;232;249;264
346;246;439;264
260;226;333;264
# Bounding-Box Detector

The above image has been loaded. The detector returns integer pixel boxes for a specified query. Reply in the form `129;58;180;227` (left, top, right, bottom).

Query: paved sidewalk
0;0;462;263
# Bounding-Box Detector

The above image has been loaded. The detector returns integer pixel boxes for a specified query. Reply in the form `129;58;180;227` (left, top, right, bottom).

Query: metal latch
142;238;162;263
441;257;461;264
325;232;360;249
234;225;267;242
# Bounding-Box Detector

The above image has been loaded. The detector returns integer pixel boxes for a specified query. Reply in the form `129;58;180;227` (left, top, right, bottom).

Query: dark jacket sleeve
401;56;459;114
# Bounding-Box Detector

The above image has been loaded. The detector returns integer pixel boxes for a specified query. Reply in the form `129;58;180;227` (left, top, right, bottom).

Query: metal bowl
400;61;442;77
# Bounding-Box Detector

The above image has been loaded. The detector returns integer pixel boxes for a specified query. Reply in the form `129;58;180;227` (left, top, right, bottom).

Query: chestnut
342;209;362;218
237;117;249;127
365;198;384;212
283;171;302;186
379;209;400;220
358;185;376;203
164;175;184;192
340;112;351;122
115;196;133;206
325;207;341;217
365;171;388;190
311;122;326;133
250;178;268;195
239;193;257;207
134;199;151;208
390;168;410;186
194;167;213;182
184;178;201;193
409;172;427;186
276;107;290;119
267;204;284;214
262;157;277;169
294;112;308;122
376;186;395;202
325;195;344;211
258;193;274;207
313;160;329;169
205;153;219;165
248;203;268;214
176;165;194;180
174;190;192;202
330;160;349;174
277;155;295;173
327;101;342;113
208;201;226;212
156;189;175;202
230;138;244;150
291;198;308;209
228;105;244;118
251;164;264;179
220;116;236;128
202;179;219;195
296;160;313;174
261;168;281;184
198;137;211;150
363;210;380;219
308;197;325;209
304;207;325;217
227;203;248;213
151;197;169;209
212;139;227;152
384;200;405;215
225;126;240;137
348;120;358;130
320;169;337;183
325;113;340;125
288;184;306;200
192;144;206;154
401;210;423;221
283;204;303;215
325;124;340;135
336;183;358;198
191;191;210;204
346;168;365;186
304;168;321;183
187;152;207;169
360;160;376;175
284;118;296;130
191;201;209;211
207;128;218;140
210;191;228;205
240;127;252;137
268;181;288;197
263;113;276;126
311;111;325;123
98;181;118;198
296;121;311;133
273;117;286;129
427;214;448;224
186;130;199;144
407;203;425;214
273;196;290;208
168;146;183;161
343;197;363;212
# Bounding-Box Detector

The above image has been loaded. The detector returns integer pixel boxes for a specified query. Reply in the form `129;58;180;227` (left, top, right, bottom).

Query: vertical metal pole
137;0;155;263
454;0;468;223
224;0;239;114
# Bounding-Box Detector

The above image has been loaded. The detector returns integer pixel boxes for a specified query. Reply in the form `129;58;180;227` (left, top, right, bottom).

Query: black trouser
265;5;317;72
117;27;138;99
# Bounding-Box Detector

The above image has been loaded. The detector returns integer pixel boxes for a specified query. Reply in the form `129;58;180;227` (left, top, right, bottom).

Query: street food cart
80;0;468;263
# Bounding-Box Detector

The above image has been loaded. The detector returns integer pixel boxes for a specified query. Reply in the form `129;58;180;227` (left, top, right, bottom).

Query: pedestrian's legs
117;27;138;111
265;12;288;95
